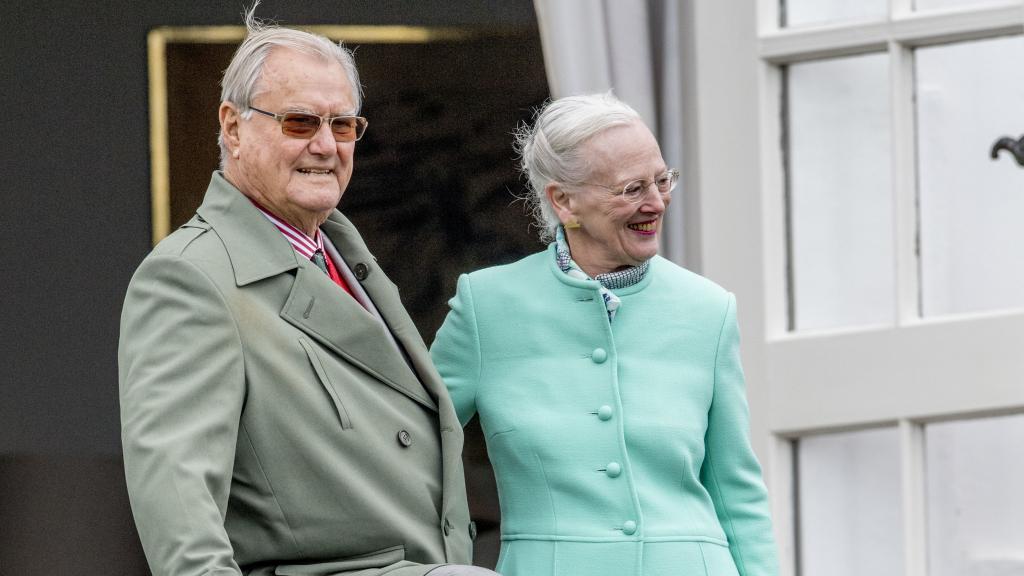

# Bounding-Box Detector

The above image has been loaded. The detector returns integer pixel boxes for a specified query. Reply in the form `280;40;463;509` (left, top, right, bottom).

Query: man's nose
307;121;336;152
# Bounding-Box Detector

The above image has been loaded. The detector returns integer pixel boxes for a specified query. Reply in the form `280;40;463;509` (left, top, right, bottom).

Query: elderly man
119;10;495;576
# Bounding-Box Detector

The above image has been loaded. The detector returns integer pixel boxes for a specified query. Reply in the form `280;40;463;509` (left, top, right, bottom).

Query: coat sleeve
700;294;780;576
430;274;482;427
119;254;246;576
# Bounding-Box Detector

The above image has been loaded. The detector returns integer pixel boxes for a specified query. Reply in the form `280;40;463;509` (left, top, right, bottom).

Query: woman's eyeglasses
578;169;679;203
249;106;368;142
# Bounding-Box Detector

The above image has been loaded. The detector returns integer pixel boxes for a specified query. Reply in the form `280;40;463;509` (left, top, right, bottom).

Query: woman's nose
640;186;669;212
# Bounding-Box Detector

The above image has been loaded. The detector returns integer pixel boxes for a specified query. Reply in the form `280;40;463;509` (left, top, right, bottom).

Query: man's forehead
261;49;344;81
251;49;354;110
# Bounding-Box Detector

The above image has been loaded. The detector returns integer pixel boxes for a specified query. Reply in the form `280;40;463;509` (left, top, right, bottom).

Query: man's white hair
218;1;363;167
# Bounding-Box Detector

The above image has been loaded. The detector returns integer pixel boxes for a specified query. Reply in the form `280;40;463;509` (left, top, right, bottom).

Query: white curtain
532;0;688;265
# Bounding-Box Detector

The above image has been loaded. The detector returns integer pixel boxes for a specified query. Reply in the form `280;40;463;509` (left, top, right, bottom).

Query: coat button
622;520;637;535
353;262;369;280
591;348;607;363
443;517;452;536
397;430;412;447
605;462;622;478
597;405;613;421
468;521;478;541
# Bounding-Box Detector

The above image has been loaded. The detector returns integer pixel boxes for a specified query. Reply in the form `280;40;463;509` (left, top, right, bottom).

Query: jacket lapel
195;172;436;410
320;215;445;405
321;213;467;515
279;261;436;410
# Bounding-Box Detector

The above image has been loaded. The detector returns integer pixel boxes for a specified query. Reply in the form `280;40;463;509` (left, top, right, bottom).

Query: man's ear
546;182;575;225
219;102;242;158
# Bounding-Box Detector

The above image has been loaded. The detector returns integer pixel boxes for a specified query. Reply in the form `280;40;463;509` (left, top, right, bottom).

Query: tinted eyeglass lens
280;113;321;137
275;112;365;142
329;117;358;140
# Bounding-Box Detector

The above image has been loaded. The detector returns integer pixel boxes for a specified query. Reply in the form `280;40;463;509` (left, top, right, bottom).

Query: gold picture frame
147;25;484;245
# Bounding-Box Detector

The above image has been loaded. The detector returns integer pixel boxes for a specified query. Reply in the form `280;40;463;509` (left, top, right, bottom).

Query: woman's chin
623;239;659;264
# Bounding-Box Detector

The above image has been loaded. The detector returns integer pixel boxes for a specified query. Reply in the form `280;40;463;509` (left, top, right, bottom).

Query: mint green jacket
430;247;779;576
119;173;472;576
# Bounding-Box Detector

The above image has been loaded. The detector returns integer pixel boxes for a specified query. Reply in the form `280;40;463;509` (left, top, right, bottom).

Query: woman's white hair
218;1;363;166
514;92;642;243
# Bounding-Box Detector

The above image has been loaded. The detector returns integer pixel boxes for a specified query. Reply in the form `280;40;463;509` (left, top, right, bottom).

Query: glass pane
916;0;1016;10
926;414;1024;576
797;427;903;576
783;0;886;28
916;36;1024;317
787;54;894;331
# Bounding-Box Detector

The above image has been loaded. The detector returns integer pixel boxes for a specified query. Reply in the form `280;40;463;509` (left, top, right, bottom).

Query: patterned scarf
554;226;651;322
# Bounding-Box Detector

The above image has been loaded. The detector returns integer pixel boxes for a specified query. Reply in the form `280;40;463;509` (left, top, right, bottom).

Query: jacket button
443;518;452;536
622;520;637;535
605;462;622;478
354;262;369;280
468;521;478;541
597;405;613;421
397;430;412;447
591;348;607;363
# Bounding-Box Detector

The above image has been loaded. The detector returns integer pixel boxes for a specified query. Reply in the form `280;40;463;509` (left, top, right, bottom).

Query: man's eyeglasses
249;106;368;142
577;169;679;203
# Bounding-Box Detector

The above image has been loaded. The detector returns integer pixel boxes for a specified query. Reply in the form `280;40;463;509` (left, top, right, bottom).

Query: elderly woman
430;93;778;576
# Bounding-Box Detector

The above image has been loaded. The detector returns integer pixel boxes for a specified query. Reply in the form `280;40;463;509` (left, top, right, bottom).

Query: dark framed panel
150;25;548;334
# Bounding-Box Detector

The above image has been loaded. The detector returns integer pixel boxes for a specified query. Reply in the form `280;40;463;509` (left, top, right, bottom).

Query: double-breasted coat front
119;173;473;576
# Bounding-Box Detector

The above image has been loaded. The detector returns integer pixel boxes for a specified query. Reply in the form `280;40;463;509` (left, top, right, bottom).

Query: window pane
926;414;1024;576
787;54;894;331
783;0;886;28
916;0;1017;10
797;428;903;576
916;36;1024;317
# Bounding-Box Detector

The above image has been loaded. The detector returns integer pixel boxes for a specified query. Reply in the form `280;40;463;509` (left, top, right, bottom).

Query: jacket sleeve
430;274;482;427
119;254;246;576
700;294;780;576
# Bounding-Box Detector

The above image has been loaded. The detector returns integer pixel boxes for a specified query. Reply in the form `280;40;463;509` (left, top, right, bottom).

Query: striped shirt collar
249;200;323;260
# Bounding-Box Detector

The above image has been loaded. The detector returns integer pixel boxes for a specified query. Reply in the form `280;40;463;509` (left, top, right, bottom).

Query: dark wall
0;1;539;574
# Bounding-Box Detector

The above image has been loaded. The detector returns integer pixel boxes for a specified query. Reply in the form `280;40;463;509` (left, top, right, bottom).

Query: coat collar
194;172;438;410
195;171;301;287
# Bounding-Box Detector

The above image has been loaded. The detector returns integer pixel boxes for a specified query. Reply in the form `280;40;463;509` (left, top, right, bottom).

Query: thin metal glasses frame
249;106;369;142
576;168;680;203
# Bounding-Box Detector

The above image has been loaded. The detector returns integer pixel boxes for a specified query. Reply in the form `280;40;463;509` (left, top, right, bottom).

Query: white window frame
680;2;1024;575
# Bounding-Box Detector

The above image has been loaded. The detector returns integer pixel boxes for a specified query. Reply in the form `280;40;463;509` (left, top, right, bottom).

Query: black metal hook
990;135;1024;166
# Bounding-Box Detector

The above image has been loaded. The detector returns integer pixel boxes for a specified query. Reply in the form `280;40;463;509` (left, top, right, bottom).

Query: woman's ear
219;102;242;158
546;182;575;226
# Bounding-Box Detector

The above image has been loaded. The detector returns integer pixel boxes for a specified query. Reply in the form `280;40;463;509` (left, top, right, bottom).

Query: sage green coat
119;173;472;576
431;248;779;576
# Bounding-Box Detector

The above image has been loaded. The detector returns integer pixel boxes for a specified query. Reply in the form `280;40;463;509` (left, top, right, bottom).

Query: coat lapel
279;261;436;410
320;215;445;403
195;172;435;410
321;213;467;518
